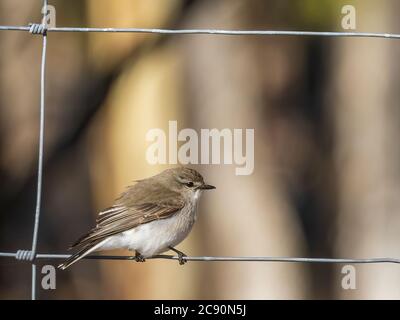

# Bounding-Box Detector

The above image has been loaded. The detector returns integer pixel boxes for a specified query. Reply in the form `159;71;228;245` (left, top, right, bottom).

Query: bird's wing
71;200;185;249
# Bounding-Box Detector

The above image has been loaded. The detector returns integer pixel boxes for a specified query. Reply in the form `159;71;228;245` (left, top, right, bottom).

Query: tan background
1;0;400;299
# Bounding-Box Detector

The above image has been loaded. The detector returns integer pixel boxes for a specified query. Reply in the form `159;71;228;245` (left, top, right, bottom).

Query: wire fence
2;24;400;39
1;1;400;300
2;251;400;264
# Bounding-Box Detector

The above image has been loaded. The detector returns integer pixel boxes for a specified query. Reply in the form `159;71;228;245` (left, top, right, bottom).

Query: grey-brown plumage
58;167;215;270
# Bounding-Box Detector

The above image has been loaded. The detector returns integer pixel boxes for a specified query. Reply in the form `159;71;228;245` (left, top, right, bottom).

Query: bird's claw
178;253;187;265
133;252;146;262
168;246;188;265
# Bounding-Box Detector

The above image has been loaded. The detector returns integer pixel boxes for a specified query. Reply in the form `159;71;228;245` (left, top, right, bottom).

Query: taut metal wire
0;25;399;39
1;251;400;264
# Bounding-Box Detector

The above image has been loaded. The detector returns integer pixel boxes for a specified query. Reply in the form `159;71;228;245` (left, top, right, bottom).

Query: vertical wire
31;0;48;300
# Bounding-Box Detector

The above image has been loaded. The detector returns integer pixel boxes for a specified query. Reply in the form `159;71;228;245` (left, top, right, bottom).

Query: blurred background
1;0;400;299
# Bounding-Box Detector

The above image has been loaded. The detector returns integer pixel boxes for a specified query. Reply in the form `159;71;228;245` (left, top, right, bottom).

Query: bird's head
161;167;215;195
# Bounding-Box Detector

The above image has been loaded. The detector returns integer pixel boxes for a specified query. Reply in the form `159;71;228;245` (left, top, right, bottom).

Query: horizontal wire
0;25;400;39
1;251;400;264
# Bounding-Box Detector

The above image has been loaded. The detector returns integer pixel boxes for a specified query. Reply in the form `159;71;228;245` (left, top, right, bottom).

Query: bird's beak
199;184;216;190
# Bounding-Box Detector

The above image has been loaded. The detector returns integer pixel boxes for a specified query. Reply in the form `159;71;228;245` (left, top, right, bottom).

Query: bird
58;167;215;270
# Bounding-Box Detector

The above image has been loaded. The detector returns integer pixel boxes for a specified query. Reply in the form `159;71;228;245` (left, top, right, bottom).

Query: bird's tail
58;239;107;270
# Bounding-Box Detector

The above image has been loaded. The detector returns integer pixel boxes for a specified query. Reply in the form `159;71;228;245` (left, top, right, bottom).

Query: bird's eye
185;182;194;187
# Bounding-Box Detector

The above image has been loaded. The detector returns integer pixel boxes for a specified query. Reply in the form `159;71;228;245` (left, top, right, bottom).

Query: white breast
99;190;202;257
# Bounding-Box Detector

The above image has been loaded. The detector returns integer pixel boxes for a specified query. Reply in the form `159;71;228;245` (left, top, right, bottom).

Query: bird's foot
133;251;146;262
168;246;187;265
177;252;187;265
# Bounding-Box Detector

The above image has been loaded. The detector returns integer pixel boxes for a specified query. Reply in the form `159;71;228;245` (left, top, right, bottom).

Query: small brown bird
58;167;215;270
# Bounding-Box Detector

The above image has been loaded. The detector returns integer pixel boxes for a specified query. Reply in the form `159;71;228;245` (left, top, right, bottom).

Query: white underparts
98;190;202;257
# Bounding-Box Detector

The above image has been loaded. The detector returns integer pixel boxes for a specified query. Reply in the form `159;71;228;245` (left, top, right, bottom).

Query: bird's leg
134;250;146;262
168;246;187;265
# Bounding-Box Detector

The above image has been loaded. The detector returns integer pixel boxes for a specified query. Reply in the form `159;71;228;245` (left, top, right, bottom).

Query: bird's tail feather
58;239;108;270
